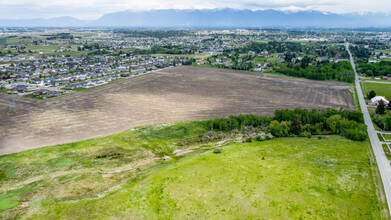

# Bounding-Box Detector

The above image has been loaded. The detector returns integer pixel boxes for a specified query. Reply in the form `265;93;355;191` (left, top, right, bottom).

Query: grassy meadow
384;134;391;141
362;82;391;101
0;120;386;219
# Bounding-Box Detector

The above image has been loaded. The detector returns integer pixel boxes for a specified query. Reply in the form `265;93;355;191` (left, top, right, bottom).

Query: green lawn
26;45;59;53
382;144;391;161
0;120;385;219
384;134;391;141
361;79;387;82
375;49;391;54
61;87;87;92
252;56;267;65
378;133;385;141
362;82;391;101
5;38;33;44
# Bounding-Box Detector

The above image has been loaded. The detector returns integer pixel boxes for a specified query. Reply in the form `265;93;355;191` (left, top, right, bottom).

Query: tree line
358;61;391;77
275;60;355;83
204;108;367;141
238;41;302;54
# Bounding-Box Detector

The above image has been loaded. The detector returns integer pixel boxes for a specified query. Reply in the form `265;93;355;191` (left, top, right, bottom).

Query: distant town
2;29;391;99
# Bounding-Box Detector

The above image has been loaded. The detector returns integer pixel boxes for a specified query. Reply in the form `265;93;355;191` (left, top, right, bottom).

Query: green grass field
61;87;87;92
24;138;383;219
384;134;391;141
379;133;386;141
382;144;391;161
361;78;387;82
252;56;267;65
375;49;391;54
253;39;269;43
362;82;391;101
0;119;385;219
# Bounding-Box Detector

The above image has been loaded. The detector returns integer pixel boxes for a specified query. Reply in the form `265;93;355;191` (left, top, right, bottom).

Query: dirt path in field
0;66;355;155
1;158;155;192
214;137;244;147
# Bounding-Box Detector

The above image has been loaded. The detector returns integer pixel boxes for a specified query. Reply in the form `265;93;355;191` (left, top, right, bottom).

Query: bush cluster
276;61;355;83
205;108;367;141
201;131;231;143
373;113;391;131
358;61;391;77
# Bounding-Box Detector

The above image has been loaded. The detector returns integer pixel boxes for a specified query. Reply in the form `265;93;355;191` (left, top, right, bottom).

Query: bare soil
0;66;355;155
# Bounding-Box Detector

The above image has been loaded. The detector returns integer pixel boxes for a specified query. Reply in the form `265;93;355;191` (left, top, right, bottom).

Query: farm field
361;82;391;100
0;120;384;219
0;66;355;155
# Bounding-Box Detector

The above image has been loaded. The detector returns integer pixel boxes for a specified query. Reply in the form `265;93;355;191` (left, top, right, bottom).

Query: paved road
361;80;391;85
347;42;391;214
379;131;391;135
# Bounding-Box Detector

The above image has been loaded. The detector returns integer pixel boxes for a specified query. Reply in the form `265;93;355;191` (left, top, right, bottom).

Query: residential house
368;96;389;106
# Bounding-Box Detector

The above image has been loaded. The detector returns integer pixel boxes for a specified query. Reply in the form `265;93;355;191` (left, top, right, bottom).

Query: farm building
368;96;389;106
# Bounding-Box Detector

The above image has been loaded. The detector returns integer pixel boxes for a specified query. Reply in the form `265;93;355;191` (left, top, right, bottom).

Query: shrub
266;133;274;140
367;90;376;99
245;137;253;143
318;135;323;139
269;120;290;137
213;149;222;154
373;114;386;130
326;115;342;134
201;131;228;143
299;132;311;138
345;127;367;141
255;135;263;141
96;149;122;159
255;132;265;141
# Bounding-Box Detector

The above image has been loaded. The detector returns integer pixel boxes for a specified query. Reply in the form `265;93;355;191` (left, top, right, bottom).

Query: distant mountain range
1;9;391;28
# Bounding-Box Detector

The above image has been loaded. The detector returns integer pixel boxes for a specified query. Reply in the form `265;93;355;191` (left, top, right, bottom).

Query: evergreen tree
291;115;302;135
376;100;386;115
367;90;376;99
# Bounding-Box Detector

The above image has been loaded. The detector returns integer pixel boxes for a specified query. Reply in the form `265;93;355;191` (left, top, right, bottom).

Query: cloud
0;0;391;19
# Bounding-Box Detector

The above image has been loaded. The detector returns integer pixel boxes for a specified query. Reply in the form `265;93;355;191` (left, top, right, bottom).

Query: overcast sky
1;0;391;19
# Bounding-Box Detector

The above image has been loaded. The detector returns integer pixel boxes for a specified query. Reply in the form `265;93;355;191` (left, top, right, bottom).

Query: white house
369;96;389;106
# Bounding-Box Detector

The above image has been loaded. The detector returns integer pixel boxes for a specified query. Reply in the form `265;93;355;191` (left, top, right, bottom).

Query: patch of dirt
173;149;194;156
215;137;244;147
19;202;29;209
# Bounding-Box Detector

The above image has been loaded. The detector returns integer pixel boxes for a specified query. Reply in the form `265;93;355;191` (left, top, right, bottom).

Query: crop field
0;66;355;155
0;119;384;219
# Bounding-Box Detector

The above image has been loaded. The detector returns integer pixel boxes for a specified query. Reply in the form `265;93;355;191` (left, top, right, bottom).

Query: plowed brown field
0;66;355;155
